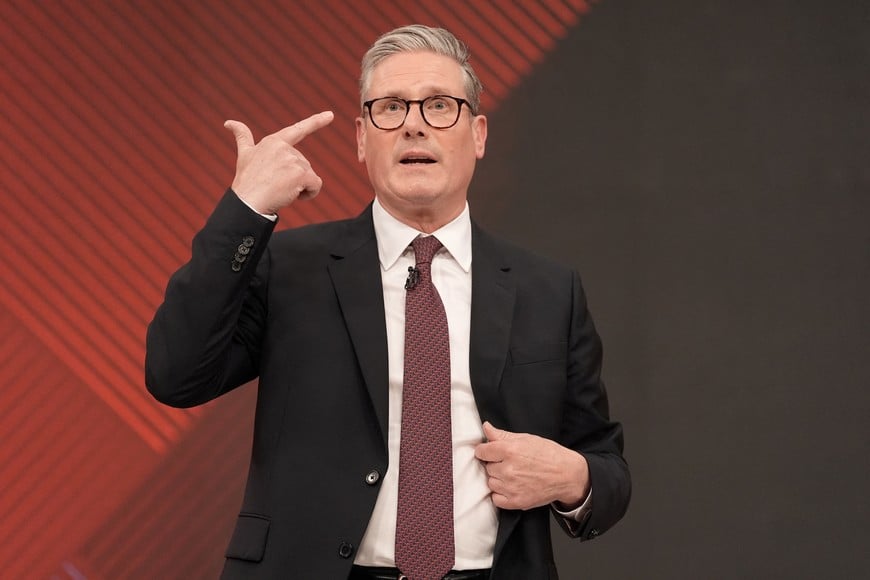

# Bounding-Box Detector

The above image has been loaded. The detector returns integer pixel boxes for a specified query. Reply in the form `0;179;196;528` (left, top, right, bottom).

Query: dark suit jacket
146;190;630;579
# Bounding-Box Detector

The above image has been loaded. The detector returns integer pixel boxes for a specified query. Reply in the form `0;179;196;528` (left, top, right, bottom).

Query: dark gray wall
473;1;869;577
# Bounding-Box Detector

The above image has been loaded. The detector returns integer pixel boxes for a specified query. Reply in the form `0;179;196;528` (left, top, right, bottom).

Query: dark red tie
395;235;455;580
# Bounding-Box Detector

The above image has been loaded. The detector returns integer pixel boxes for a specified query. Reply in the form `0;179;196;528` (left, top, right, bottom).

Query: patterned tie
395;235;455;580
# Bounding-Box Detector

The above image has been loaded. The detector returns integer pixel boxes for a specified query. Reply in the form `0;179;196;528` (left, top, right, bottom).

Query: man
146;24;629;579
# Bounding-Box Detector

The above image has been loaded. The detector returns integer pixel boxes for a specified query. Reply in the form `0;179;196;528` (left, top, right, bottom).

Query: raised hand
224;111;334;215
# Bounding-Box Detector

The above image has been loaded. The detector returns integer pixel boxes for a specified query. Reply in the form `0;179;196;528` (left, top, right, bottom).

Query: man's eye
427;98;449;111
384;101;405;113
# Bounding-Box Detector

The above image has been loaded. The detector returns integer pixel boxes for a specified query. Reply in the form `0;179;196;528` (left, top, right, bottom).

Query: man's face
356;51;487;224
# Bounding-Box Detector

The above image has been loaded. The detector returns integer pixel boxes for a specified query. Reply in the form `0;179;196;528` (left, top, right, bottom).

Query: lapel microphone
405;266;420;290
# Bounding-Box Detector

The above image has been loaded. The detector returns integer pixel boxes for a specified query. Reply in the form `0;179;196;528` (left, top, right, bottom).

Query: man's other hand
475;421;591;511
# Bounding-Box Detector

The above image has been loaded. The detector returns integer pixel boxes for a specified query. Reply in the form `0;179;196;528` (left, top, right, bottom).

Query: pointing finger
224;120;254;152
274;111;334;146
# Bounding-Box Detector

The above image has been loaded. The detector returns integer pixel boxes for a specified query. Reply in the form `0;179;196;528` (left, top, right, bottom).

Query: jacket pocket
225;513;270;562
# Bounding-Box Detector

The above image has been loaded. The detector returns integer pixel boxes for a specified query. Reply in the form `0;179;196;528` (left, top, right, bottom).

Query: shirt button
365;470;380;485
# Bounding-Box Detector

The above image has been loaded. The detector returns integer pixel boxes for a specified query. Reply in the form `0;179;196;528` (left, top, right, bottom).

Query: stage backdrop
1;1;867;579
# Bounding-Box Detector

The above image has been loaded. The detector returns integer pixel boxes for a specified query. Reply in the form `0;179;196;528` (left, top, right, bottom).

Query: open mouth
399;154;436;165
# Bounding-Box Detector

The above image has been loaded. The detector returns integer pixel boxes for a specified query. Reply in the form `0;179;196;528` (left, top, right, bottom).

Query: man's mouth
399;153;436;165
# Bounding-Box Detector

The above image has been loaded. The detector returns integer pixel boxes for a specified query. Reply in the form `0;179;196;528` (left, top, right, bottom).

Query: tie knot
411;235;443;265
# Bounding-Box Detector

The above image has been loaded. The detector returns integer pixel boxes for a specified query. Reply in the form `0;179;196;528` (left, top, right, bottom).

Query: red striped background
0;1;595;576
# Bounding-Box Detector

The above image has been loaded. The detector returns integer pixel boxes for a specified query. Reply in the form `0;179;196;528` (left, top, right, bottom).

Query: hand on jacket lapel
475;421;591;511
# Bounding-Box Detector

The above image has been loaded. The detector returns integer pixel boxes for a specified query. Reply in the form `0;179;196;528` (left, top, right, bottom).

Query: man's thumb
483;421;510;441
224;120;254;153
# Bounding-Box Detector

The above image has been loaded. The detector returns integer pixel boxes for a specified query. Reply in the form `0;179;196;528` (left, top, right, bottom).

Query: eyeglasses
363;95;472;130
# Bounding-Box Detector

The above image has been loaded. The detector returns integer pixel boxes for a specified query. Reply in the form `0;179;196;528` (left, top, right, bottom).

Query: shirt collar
372;197;472;273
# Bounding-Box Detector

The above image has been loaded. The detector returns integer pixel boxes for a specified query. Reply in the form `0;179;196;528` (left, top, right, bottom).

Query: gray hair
360;24;483;113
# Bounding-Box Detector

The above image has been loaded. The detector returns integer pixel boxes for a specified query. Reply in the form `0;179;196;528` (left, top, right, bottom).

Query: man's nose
403;103;428;135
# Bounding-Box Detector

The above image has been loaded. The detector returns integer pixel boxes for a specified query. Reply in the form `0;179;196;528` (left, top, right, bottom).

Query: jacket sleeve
145;189;276;408
556;270;631;540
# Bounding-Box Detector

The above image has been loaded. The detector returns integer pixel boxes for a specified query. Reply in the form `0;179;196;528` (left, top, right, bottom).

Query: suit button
237;244;251;255
242;236;255;248
365;470;380;485
231;261;242;272
338;541;354;559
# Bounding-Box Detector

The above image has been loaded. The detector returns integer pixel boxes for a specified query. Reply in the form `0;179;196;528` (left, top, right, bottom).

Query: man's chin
376;186;459;220
389;184;445;205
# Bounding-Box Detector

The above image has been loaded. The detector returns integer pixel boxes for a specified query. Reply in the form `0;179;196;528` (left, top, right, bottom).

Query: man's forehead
368;51;465;95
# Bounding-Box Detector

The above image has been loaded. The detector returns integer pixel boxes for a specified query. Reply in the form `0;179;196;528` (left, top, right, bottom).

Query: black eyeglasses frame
362;95;474;130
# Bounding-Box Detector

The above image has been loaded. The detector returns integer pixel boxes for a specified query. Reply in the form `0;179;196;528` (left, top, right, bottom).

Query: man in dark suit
146;24;629;580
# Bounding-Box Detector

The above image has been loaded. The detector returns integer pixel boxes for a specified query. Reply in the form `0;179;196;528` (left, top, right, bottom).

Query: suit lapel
469;223;521;560
469;222;515;428
327;206;390;449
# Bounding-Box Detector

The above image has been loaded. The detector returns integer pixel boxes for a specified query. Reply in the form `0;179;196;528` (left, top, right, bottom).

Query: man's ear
472;114;487;159
355;117;366;162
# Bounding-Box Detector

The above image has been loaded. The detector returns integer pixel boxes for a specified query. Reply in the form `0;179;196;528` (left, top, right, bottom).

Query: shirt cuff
552;489;592;522
236;193;277;222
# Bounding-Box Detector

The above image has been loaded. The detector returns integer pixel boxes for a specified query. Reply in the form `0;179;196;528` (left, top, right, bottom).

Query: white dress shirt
355;198;498;568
